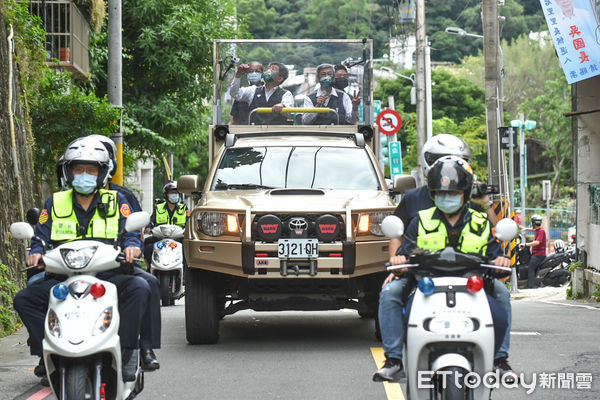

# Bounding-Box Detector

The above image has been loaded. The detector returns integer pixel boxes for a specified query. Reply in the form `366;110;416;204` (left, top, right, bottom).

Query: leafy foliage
0;264;20;337
29;68;120;186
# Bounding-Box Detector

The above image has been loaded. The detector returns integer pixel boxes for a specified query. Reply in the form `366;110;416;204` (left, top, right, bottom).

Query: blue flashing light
156;241;165;249
53;284;69;300
418;277;436;295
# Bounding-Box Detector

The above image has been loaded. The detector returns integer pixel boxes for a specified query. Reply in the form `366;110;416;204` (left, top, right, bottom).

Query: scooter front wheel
65;363;93;400
439;366;468;400
159;272;175;306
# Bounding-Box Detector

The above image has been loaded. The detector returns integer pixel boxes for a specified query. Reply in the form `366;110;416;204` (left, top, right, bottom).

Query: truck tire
185;268;219;344
358;291;379;319
65;363;92;400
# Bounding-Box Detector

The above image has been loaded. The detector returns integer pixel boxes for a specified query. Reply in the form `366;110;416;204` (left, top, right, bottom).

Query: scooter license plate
277;239;318;259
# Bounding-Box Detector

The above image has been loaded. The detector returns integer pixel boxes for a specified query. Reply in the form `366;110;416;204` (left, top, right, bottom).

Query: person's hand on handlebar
492;256;511;269
272;103;284;113
27;253;45;270
123;247;141;264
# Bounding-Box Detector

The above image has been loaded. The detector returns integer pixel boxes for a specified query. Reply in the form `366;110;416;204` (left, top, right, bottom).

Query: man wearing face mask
302;63;358;125
13;138;150;384
333;64;361;111
230;61;293;125
230;61;263;125
374;156;512;382
143;182;189;266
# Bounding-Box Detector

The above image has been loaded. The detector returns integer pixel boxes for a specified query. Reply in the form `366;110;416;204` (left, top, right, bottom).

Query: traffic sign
389;141;402;178
376;109;402;135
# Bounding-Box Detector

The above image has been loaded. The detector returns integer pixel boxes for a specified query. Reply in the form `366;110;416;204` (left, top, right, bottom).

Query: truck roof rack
225;131;365;148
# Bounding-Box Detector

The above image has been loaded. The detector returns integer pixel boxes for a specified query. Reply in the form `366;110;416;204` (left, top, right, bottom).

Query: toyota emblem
289;217;308;231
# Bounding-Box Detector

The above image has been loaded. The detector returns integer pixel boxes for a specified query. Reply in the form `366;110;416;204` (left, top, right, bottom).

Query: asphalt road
3;290;599;400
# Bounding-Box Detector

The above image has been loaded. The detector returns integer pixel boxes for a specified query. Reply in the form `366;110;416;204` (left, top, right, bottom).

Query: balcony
29;0;90;79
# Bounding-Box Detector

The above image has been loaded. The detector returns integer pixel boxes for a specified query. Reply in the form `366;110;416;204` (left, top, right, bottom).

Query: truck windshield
212;147;380;191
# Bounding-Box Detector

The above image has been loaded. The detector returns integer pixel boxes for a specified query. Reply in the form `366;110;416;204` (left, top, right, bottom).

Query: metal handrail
248;107;340;125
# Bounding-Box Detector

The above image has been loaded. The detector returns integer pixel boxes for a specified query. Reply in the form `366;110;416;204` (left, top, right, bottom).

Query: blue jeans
378;277;511;361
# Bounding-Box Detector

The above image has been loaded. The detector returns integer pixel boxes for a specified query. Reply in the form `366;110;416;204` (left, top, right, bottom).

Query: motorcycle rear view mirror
26;208;41;226
10;222;34;240
495;218;519;242
381;215;405;238
125;211;151;233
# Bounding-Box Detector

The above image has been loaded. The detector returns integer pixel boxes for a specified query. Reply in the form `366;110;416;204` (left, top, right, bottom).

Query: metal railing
29;0;90;78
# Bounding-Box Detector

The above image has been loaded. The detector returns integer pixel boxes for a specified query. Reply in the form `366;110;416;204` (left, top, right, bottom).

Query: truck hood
199;189;394;213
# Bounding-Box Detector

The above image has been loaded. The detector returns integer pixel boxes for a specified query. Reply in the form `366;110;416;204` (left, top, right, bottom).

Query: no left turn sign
376;109;403;135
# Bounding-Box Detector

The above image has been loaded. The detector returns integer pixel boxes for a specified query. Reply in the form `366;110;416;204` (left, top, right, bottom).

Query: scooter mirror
495;218;519;242
381;215;405;238
125;211;151;232
26;208;41;226
10;222;34;240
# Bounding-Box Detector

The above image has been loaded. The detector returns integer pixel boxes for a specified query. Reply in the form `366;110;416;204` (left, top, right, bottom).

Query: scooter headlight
48;309;61;338
60;246;98;270
92;307;113;336
428;316;475;334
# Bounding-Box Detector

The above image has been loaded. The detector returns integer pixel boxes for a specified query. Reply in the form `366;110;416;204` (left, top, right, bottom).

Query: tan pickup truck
177;40;414;344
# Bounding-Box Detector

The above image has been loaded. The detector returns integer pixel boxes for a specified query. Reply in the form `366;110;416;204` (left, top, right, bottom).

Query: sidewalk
510;285;568;301
0;326;43;400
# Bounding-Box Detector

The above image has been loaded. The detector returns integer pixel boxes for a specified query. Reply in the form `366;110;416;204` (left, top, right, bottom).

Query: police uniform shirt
229;76;294;108
109;182;142;212
302;87;357;125
30;191;142;255
394;186;486;228
148;202;189;229
398;207;502;260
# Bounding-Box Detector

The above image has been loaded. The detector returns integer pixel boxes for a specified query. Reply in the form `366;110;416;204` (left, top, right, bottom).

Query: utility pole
108;0;123;185
415;0;427;185
482;0;504;190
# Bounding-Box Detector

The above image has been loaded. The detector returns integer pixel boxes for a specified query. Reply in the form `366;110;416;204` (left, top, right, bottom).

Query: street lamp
444;27;484;39
380;66;416;106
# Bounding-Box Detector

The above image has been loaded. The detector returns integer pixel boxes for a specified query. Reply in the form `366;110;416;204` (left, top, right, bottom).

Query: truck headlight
48;309;61;338
357;212;392;236
197;212;239;236
92;307;113;336
60;246;98;270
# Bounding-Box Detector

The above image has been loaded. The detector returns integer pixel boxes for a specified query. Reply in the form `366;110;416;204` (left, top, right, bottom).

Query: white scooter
148;224;185;306
381;216;518;400
11;212;150;400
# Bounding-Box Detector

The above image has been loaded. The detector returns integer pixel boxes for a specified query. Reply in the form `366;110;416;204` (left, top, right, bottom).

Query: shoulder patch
39;209;49;224
186;210;191;217
120;204;132;217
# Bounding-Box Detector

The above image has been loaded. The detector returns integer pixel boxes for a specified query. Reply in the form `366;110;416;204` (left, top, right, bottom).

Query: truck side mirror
178;175;199;195
392;175;416;194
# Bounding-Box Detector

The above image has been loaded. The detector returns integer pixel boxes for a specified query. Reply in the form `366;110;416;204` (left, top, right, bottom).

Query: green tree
237;0;278;38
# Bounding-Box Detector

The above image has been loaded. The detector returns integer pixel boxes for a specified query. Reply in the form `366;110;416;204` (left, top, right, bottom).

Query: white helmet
62;137;111;194
421;134;472;177
553;239;565;252
87;134;117;176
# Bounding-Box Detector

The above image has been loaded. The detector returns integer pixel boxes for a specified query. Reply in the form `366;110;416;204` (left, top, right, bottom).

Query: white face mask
167;193;180;204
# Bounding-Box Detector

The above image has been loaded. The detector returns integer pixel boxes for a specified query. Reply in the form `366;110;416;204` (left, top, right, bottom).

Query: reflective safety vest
416;206;490;255
51;189;119;241
155;202;187;227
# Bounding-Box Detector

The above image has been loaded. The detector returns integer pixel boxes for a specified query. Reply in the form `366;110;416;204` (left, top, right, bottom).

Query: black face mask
333;77;349;90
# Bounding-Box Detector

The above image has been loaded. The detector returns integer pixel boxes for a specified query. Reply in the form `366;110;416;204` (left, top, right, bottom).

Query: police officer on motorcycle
373;156;511;382
143;182;189;265
86;134;162;371
13;137;150;384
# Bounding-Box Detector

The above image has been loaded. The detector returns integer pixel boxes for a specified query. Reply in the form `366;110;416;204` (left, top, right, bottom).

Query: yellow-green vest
155;202;187;227
50;189;119;241
416;206;490;255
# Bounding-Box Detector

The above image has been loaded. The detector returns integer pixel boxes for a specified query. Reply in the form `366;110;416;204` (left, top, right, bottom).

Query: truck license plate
277;239;318;258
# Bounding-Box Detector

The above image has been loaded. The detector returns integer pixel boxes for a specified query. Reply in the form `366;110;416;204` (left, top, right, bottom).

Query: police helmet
421;134;472;177
531;214;543;226
62;137;111;194
427;155;474;200
553;239;565;252
55;154;67;190
163;181;178;197
87;134;117;177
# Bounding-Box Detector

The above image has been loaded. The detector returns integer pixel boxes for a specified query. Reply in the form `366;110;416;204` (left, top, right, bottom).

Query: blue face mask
72;173;98;195
248;72;262;85
434;193;463;214
167;193;180;204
